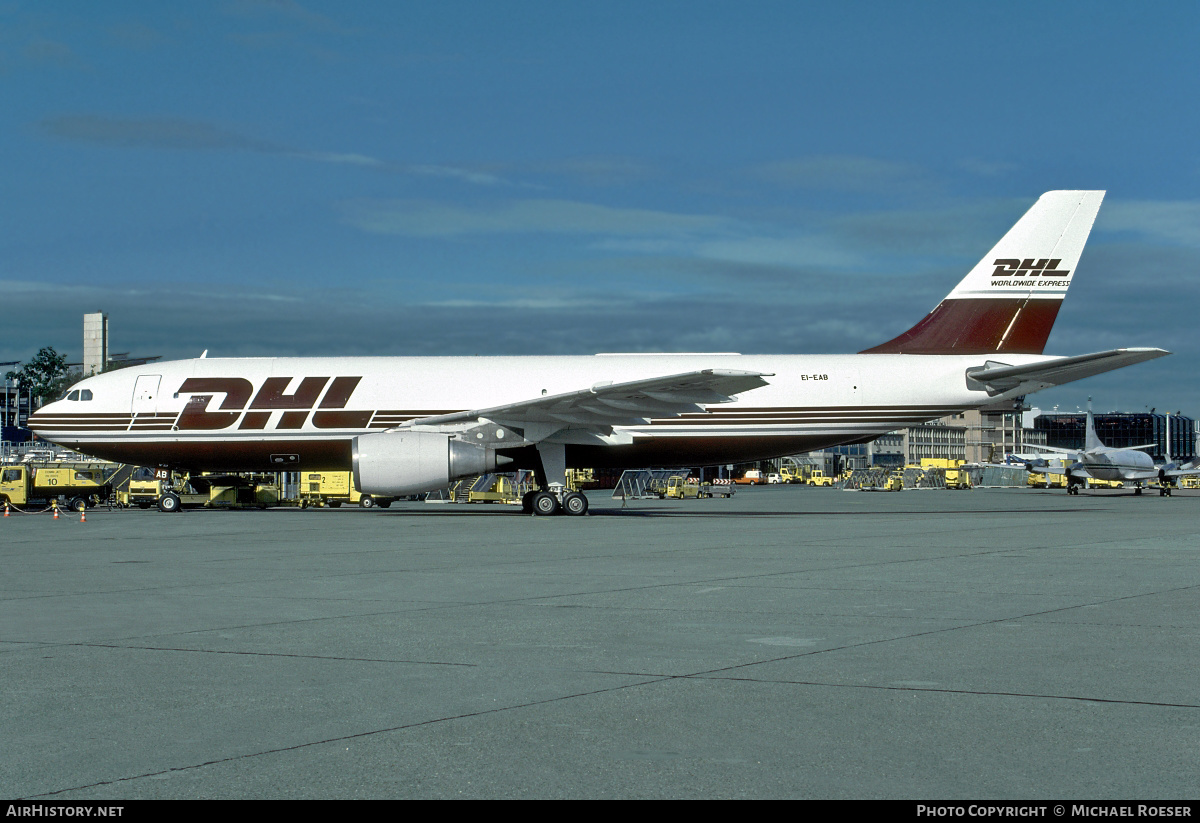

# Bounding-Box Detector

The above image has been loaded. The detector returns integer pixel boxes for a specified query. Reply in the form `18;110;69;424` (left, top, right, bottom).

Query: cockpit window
67;390;80;401
80;389;93;401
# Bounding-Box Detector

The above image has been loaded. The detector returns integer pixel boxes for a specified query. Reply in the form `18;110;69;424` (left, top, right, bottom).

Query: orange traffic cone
52;502;59;520
3;502;9;517
80;508;86;523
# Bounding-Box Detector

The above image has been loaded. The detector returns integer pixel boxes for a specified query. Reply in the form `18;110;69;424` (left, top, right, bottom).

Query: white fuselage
29;352;1041;473
1076;448;1156;482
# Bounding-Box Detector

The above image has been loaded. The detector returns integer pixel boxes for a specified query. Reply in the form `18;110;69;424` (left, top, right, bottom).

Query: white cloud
338;198;731;238
693;235;866;269
39;115;505;184
751;155;929;193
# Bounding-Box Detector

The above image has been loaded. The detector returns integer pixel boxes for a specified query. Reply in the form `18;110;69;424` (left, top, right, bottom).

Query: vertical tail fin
1084;406;1103;452
862;190;1105;354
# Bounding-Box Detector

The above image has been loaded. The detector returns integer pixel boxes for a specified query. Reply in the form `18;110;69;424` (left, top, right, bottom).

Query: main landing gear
521;488;589;517
524;442;589;516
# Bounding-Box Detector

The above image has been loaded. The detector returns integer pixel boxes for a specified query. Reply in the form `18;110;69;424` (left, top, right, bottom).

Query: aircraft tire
531;491;559;516
562;491;588;517
521;490;538;513
158;493;181;513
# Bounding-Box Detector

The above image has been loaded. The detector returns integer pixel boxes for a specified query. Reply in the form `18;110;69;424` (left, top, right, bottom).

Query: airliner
1030;409;1199;496
29;190;1168;515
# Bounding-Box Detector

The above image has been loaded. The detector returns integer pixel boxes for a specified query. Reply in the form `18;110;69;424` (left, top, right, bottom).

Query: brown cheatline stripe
861;297;1061;354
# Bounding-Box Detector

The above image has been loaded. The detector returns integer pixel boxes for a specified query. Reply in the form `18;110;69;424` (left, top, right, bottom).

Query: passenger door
132;375;161;415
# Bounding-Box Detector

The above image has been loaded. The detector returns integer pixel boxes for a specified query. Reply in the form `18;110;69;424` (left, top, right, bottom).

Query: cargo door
132;375;161;414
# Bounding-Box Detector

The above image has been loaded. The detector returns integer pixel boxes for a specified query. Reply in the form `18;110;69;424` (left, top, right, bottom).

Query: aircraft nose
27;399;63;432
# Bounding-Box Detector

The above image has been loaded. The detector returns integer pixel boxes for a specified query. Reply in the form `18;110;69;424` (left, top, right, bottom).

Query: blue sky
3;0;1198;416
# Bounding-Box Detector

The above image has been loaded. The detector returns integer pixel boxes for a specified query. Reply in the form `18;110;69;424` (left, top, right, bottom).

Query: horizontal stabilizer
1164;459;1200;478
966;348;1169;395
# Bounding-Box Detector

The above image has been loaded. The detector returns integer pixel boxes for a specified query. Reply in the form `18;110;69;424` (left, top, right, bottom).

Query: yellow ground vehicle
119;467;176;508
467;474;523;504
299;471;395;509
117;469;278;510
807;470;835;486
944;466;971;490
206;474;284;508
1181;476;1200;489
565;468;596;490
779;466;805;484
0;463;117;511
886;470;905;491
666;475;701;498
123;478;162;507
921;458;972;490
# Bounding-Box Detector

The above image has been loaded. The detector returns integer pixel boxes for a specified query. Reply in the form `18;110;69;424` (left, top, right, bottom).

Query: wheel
329;500;342;508
521;490;539;513
562;491;588;516
69;497;87;512
531;491;559;516
378;500;392;509
359;496;375;509
158;493;181;513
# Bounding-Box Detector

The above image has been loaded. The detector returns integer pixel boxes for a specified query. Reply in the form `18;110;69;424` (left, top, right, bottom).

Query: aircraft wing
1163;459;1200;479
966;348;1169;395
1033;462;1090;479
1029;445;1082;457
400;369;773;439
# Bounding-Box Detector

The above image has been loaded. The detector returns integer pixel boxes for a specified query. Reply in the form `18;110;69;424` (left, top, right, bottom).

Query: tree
4;347;76;407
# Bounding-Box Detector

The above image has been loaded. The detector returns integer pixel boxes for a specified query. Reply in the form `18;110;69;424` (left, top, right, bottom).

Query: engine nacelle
353;430;502;496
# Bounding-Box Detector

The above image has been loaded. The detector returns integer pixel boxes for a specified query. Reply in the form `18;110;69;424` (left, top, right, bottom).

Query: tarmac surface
2;484;1199;799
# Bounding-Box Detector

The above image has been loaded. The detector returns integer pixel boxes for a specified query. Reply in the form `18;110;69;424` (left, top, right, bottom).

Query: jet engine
353;430;505;496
